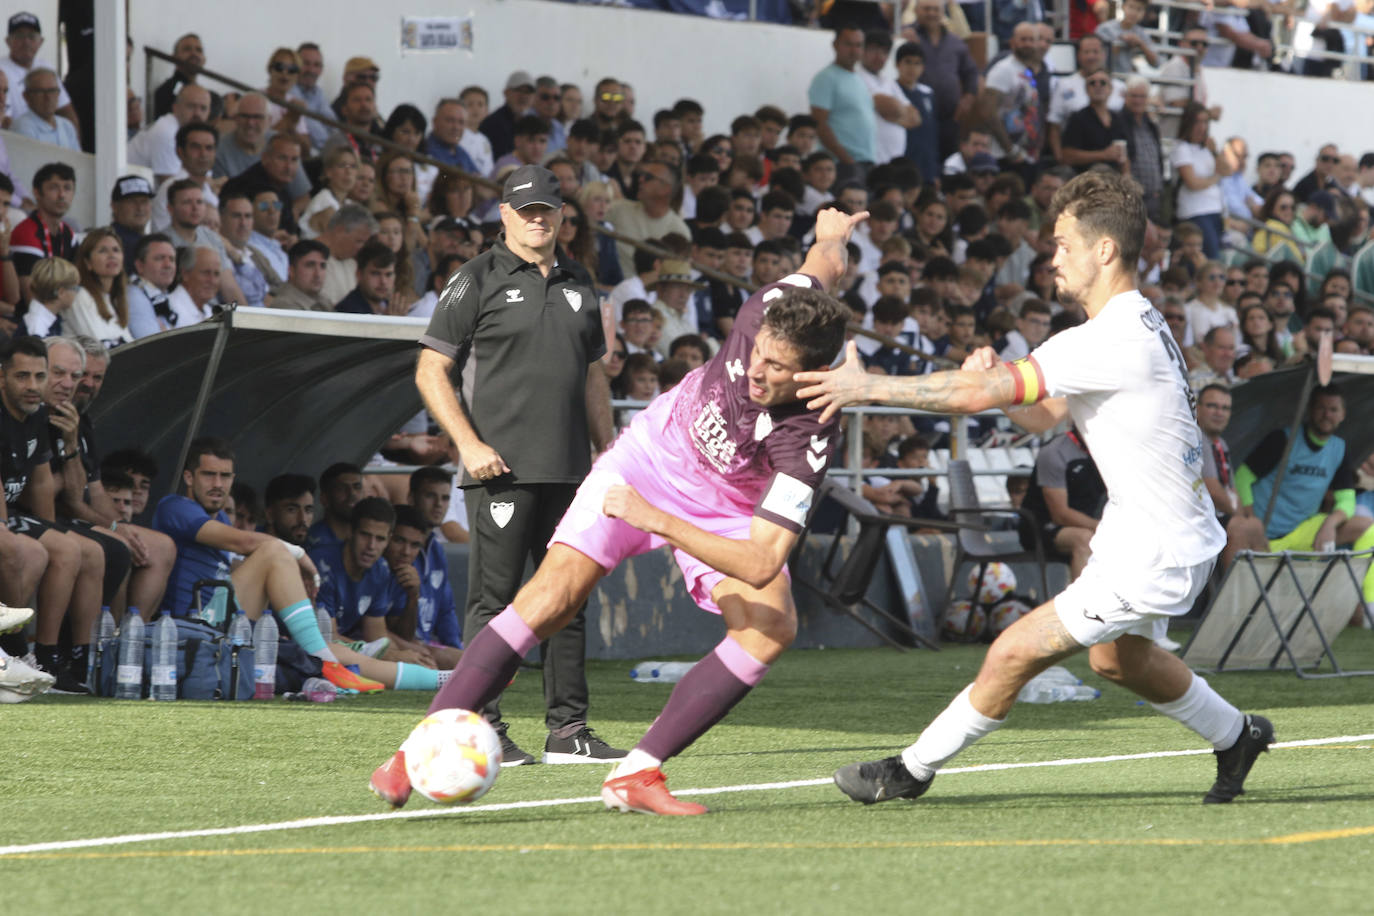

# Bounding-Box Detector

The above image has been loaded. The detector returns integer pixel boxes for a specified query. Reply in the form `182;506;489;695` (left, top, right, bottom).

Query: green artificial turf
5;629;1373;915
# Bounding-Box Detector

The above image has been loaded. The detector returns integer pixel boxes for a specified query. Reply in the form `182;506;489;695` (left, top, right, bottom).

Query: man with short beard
223;133;311;236
212;91;271;181
272;239;332;312
151;122;222;232
128;83;211;182
151;32;222;122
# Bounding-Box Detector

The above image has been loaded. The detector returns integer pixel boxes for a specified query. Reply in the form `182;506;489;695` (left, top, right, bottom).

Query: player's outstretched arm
604;484;795;590
795;341;1020;423
798;207;870;293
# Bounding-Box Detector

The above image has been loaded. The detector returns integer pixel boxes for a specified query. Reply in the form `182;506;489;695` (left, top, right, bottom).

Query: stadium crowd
0;1;1372;702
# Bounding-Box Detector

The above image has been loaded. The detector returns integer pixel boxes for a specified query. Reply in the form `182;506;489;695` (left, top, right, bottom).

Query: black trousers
463;481;589;734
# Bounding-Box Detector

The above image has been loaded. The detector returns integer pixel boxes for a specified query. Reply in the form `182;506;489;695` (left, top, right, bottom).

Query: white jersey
1015;290;1225;571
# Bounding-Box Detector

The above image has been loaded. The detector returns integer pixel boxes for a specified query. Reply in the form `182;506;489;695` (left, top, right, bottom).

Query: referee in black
416;164;623;765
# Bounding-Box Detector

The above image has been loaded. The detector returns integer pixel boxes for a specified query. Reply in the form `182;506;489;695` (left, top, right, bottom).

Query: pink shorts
549;418;783;614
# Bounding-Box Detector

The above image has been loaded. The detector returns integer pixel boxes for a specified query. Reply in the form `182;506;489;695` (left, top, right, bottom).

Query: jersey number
1157;330;1196;414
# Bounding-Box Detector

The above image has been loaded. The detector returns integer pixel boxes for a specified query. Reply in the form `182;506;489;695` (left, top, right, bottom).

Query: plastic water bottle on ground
252;610;279;699
1035;666;1083;686
315;607;334;645
90;605;115;687
227;610;253;700
115;609;145;699
629;661;695;683
1019;681;1101;703
150;612;178;701
288;677;338;703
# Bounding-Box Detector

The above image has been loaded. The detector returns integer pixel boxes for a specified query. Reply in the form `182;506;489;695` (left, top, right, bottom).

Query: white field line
2;733;1370;858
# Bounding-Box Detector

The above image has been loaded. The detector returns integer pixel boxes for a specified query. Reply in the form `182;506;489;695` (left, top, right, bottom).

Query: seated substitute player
1236;386;1374;619
796;171;1276;807
310;497;449;688
261;473;317;548
152;437;387;693
306;462;364;551
369;205;868;814
384;503;464;669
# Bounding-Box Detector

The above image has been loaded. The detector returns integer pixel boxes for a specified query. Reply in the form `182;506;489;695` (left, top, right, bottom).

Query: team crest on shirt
563;288;583;312
358;595;372;615
490;501;515;528
26;438;36;457
753;412;773;441
430;569;444;589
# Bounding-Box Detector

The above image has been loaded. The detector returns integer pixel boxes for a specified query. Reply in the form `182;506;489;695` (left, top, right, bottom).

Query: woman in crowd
1172;101;1230;260
700;134;733;174
348;161;376;208
263;47;306;142
372;150;428;251
67;228;133;348
374;211;417;313
425;169;479;230
1251;188;1302;262
382;104;437;204
1026;252;1058;305
1236;302;1287;362
558;198;599;283
577;180;623;290
300;145;359;239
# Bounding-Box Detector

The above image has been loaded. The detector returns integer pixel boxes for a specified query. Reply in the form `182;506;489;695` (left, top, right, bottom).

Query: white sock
1150;673;1244;749
436;669;452;687
611;748;662;779
902;684;1005;780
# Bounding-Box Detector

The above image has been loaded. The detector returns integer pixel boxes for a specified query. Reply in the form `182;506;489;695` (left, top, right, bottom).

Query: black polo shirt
420;237;605;486
1;405;53;510
1061;106;1129;173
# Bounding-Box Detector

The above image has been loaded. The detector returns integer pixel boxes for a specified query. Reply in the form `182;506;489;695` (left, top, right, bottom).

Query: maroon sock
637;646;765;762
426;623;524;716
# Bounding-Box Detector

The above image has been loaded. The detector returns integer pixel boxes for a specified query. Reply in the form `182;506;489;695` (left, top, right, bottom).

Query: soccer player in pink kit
371;206;867;815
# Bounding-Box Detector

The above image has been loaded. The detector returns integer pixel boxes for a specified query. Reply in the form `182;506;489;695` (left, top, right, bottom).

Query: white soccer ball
968;562;1017;607
941;598;987;643
403;708;503;804
989;597;1034;635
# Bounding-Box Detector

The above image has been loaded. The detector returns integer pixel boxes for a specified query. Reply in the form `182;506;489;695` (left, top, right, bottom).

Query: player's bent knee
1087;645;1126;682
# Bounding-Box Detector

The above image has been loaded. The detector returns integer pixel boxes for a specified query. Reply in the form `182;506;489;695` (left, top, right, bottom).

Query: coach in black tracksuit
415;164;623;766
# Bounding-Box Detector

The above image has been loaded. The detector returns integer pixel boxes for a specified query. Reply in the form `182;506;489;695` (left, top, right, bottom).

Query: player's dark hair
289;239;330;266
897;434;931;459
231;481;258;522
668;334;710;363
103;448;159;481
763;287;852;370
175;121;218;149
103;469;136;493
185;436;234;472
409;465;452;494
355;240;396;272
1;335;49;367
319;462;362;490
266;473;315;505
622;298;654;319
1309;384;1344;409
872;295;907;325
392;503;431;534
349;496;395;530
1197;383;1231;402
33;161;76;189
1049;169;1147;270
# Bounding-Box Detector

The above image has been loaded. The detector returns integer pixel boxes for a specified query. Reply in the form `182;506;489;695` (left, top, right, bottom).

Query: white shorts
1054;554;1214;647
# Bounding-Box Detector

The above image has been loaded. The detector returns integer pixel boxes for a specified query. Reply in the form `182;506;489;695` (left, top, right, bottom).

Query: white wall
127;0;836;138
2;129;96;229
1205;67;1374;182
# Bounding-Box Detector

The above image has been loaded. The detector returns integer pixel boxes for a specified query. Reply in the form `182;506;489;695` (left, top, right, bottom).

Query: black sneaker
31;647;91;696
833;755;933;804
542;726;628;764
1204;714;1274;804
494;723;536;767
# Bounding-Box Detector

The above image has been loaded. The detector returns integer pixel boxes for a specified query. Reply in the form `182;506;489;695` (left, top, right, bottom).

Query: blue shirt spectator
11;109;79;151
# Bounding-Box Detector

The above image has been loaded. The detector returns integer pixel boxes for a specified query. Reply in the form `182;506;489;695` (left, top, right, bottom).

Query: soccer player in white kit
796;171;1275;805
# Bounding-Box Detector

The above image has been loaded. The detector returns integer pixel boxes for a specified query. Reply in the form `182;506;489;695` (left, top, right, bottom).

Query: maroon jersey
645;273;840;532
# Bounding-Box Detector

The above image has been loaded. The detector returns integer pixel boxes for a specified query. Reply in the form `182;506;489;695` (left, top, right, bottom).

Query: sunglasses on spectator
271;63;300;75
537;92;560;101
600;92;625;102
256;200;283;211
609;350;627;359
1188;40;1209;49
709;145;729;155
1225;278;1244;286
1320;154;1340;164
354;71;380;83
623;316;653;324
566;216;583;226
1086;79;1109;87
1164;313;1186;322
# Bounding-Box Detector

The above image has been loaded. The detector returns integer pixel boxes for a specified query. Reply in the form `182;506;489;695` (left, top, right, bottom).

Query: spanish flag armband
1004;357;1047;406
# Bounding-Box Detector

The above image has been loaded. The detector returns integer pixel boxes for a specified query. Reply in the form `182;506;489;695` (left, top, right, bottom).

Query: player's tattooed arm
795;341;1018;422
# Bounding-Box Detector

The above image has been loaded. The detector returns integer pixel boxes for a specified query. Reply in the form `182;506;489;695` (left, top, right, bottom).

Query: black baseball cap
8;12;40;34
501;164;562;210
111;175;154;201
